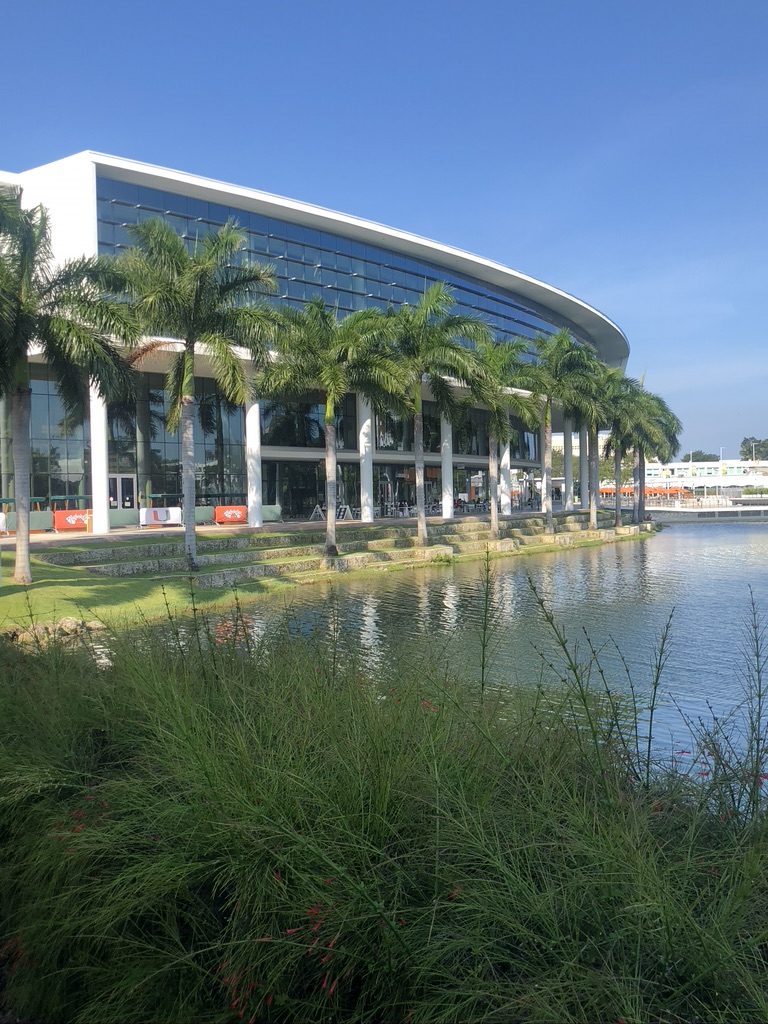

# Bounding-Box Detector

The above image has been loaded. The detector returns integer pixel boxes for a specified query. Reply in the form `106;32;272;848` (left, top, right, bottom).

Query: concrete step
192;544;455;589
35;512;617;583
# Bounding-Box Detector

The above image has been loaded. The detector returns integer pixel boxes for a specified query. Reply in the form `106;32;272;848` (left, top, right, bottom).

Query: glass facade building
0;152;629;530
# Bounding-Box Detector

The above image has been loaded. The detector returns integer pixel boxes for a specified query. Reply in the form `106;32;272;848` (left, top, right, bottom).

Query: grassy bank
0;543;280;627
3;594;768;1023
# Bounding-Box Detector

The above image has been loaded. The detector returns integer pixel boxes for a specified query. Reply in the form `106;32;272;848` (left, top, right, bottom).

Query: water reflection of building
0;152;628;530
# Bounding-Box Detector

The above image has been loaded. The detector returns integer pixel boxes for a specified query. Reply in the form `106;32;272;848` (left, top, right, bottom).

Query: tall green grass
2;585;768;1023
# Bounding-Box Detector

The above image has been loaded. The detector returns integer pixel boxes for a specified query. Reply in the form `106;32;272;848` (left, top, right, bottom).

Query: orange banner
54;509;90;531
214;505;248;524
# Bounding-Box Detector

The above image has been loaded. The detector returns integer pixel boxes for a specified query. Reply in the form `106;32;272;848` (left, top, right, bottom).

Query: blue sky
4;0;766;458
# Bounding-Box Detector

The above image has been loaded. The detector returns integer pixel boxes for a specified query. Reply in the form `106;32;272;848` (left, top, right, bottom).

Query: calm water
237;523;768;743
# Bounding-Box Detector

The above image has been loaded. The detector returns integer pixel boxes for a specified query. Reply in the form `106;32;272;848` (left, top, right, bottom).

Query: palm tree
629;389;682;523
257;298;408;557
474;337;539;538
517;330;604;533
600;371;645;527
388;283;493;546
107;218;278;568
0;186;136;584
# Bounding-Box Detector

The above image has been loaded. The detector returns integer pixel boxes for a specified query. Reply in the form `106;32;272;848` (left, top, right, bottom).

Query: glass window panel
162;191;187;215
303;227;321;247
249;212;269;233
282;221;303;242
207;202;229;224
186;198;208;220
249;237;269;257
116;206;139;227
136;186;163;211
99;179;138;204
227;207;246;227
97;200;117;223
285;241;304;261
30;394;49;438
160;214;186;237
266;236;287;256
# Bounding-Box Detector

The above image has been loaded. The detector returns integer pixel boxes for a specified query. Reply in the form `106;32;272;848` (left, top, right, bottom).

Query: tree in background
0;186;136;584
630;390;682;522
107;219;278;569
603;373;649;527
258;298;408;556
388;283;492;546
740;437;768;461
474;338;539;538
689;449;719;461
518;331;605;532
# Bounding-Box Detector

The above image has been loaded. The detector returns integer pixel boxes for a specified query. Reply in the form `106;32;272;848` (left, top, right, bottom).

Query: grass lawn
0;542;296;629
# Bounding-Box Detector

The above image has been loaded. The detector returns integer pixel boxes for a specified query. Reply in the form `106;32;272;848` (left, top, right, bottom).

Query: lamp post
753;442;757;462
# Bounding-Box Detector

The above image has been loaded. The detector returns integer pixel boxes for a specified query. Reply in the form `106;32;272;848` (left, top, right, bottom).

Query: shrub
1;595;768;1023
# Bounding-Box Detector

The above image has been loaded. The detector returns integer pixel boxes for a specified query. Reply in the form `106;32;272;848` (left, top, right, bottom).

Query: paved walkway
6;508;556;553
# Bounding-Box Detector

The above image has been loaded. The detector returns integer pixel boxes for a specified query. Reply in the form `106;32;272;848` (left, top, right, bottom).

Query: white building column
440;416;454;519
563;416;574;511
579;425;589;508
89;384;110;535
358;396;374;522
245;399;263;528
500;440;512;515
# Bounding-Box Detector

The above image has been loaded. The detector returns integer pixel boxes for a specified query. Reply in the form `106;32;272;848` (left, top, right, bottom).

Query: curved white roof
20;151;629;368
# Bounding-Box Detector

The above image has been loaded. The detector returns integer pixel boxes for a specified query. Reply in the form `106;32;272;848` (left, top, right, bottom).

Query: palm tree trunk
414;409;428;546
324;411;338;557
542;400;553;533
638;448;647;522
11;385;32;585
614;447;623;528
563;416;574;511
489;431;499;539
588;425;599;530
215;395;225;500
632;449;641;524
180;394;197;570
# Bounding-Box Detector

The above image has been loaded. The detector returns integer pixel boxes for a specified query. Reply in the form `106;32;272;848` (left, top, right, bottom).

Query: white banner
140;507;182;527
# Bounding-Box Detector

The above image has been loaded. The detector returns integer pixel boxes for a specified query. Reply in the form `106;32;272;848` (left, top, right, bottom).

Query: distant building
645;459;768;489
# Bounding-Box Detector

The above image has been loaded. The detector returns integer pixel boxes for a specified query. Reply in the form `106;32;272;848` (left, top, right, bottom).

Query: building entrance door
109;474;137;510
